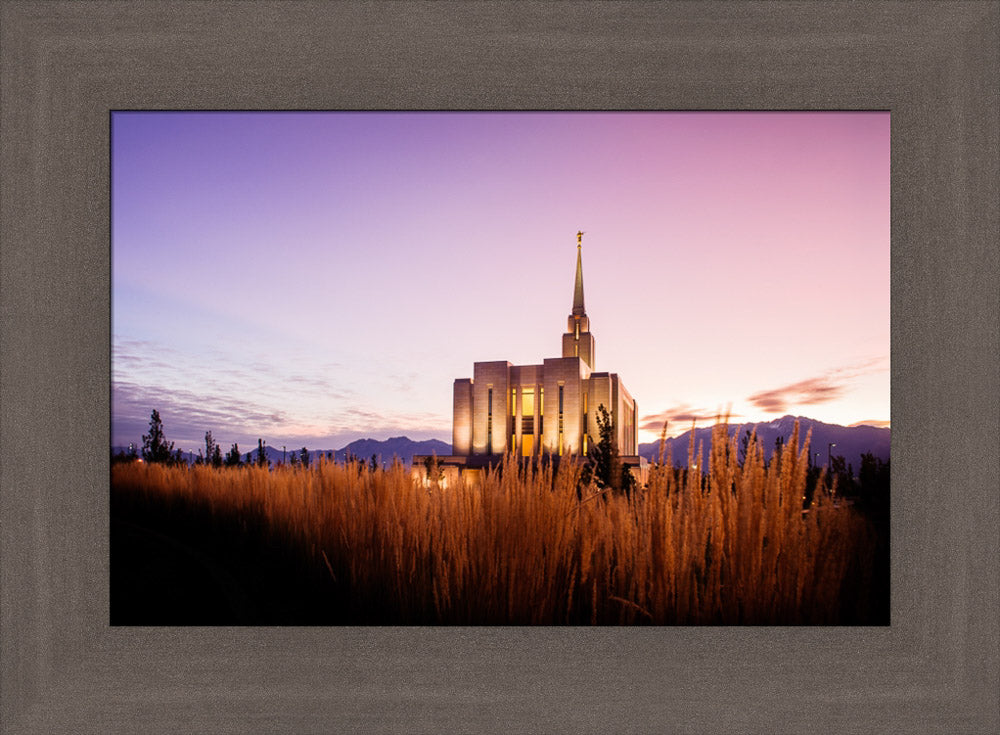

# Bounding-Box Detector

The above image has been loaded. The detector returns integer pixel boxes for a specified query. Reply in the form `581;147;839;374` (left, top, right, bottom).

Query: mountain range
115;436;451;467
637;415;890;472
115;416;887;472
238;436;452;467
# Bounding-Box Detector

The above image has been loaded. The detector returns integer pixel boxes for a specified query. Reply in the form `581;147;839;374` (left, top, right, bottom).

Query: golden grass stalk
112;421;879;624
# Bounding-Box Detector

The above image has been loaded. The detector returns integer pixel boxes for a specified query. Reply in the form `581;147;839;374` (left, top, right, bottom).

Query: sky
112;111;890;453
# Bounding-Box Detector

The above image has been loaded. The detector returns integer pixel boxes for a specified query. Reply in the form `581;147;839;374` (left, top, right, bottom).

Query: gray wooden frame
1;2;997;732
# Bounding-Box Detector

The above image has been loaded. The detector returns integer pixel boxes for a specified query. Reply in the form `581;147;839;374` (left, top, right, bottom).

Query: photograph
111;110;890;625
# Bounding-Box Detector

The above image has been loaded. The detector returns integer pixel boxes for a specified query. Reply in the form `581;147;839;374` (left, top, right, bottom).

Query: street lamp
827;443;836;489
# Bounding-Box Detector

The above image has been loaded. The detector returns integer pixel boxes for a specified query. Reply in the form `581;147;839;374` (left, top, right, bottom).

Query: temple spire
563;230;595;368
572;231;586;316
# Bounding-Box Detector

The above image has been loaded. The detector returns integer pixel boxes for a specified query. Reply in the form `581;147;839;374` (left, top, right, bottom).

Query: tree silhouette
857;452;890;522
738;429;754;467
112;443;139;465
256;438;269;468
590;404;634;495
299;447;310;468
204;431;217;467
225;443;242;467
141;409;174;464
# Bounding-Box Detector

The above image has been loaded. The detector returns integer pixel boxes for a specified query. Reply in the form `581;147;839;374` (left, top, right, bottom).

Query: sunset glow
112;111;889;451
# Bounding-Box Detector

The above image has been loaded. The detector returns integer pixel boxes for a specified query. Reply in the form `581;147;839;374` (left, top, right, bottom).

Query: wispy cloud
113;380;292;446
639;405;741;433
747;358;888;414
848;419;891;429
114;377;450;450
112;335;362;441
747;378;843;413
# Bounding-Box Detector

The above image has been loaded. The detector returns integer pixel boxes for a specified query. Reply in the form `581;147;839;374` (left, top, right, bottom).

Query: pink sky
112;111;889;451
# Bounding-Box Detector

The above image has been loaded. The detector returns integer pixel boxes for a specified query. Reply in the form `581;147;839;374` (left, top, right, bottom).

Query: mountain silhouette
638;415;889;472
115;436;452;467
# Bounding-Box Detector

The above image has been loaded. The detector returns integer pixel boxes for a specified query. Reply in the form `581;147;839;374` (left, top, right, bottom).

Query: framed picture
3;2;997;732
109;109;891;628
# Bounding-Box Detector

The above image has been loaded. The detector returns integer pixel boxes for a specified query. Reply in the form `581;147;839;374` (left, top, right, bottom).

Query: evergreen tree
739;429;752;467
256;438;269;467
772;435;784;469
141;409;174;464
857;452;890;517
299;447;310;468
212;444;223;468
590;404;634;495
204;431;217;467
829;454;855;495
225;443;242;467
112;443;139;465
423;452;443;485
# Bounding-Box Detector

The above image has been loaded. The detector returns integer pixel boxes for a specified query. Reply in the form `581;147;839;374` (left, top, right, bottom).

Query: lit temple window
521;387;534;417
521;387;535;439
487;388;493;454
522;434;533;457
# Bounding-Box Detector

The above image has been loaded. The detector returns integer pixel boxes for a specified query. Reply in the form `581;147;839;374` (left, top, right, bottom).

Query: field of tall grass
111;422;886;624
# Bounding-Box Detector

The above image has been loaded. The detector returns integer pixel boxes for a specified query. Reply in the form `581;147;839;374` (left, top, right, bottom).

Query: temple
417;232;643;486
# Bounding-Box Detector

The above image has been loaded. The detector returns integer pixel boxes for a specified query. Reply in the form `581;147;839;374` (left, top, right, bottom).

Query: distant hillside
638;415;889;472
115;416;888;473
332;437;452;466
251;437;451;467
114;436;452;467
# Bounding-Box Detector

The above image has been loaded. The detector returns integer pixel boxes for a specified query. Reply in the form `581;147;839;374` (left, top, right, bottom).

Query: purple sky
112;111;889;452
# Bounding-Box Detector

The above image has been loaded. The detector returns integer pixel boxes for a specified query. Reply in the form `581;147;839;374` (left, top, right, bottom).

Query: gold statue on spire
571;231;586;317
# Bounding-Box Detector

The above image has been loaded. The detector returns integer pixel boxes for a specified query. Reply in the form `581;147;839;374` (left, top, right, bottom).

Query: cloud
848;419;891;429
323;407;450;439
114;375;451;451
111;334;453;449
639;405;741;432
113;380;291;447
747;378;844;413
747;358;888;414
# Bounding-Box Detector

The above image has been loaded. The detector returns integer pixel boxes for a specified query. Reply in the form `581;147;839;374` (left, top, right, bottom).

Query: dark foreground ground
111;497;349;625
111;489;889;626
